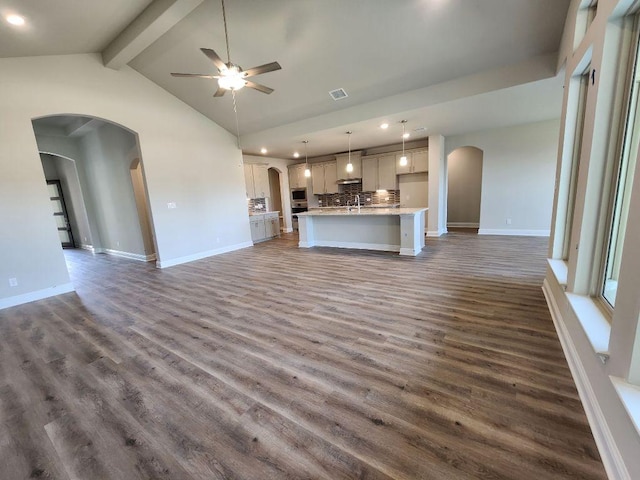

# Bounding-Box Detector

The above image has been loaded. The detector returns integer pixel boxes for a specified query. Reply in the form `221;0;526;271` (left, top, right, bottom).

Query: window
563;70;590;260
601;22;640;307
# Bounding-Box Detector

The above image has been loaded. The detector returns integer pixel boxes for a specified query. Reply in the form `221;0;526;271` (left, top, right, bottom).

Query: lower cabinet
250;212;280;243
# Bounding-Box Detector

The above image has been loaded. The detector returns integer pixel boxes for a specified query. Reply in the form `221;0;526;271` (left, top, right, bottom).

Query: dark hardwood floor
0;233;607;479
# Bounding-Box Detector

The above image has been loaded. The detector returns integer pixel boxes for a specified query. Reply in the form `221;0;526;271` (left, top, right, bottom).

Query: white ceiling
1;0;571;159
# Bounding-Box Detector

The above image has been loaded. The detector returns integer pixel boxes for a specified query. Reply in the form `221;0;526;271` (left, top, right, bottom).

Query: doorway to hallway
47;180;75;248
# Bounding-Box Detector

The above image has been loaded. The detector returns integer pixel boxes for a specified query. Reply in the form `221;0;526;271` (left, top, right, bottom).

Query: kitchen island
297;207;427;256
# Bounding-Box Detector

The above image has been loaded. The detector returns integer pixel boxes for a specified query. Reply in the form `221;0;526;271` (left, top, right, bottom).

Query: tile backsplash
317;184;399;207
248;197;266;213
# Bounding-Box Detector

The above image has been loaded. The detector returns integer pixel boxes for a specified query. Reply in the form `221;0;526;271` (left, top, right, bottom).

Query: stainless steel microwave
291;188;307;201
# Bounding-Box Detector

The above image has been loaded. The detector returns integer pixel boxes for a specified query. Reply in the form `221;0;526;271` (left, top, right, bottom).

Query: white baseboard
156;241;253;268
447;222;479;228
542;279;630;480
304;240;400;253
283;227;293;233
0;283;75;310
478;228;550;236
427;229;447;237
102;249;156;262
79;244;94;252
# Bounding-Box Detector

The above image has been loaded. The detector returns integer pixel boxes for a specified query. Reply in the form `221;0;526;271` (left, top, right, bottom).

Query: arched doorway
32;114;157;263
446;146;483;233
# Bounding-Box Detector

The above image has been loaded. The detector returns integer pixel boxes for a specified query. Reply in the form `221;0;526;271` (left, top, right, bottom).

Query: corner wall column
428;134;447;236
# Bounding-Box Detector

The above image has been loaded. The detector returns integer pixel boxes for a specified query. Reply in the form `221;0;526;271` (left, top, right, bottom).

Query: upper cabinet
288;163;307;189
362;154;397;192
335;152;362;179
311;161;339;194
396;149;428;174
244;163;269;199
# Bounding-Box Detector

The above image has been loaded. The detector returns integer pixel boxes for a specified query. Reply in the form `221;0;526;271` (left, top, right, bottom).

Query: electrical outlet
9;278;18;287
116;241;120;247
506;218;512;225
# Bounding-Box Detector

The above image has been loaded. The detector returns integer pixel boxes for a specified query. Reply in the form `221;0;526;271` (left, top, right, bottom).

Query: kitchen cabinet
362;154;397;192
288;163;307;189
244;163;269;198
265;213;280;238
396;149;428;174
335;152;362;179
311;161;339;194
250;212;280;243
250;216;267;241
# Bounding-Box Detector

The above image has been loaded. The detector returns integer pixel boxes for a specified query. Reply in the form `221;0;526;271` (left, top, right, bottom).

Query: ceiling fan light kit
170;0;281;97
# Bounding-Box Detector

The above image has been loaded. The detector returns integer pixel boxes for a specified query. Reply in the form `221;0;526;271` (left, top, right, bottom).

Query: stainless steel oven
291;201;308;231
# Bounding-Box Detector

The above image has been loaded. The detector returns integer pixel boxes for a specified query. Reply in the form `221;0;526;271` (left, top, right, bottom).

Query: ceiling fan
171;0;281;97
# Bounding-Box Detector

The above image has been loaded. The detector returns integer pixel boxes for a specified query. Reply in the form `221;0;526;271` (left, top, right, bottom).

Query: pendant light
346;131;353;173
303;140;311;177
399;120;408;166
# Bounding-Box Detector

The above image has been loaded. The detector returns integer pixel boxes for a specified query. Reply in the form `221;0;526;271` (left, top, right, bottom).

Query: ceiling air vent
329;88;348;101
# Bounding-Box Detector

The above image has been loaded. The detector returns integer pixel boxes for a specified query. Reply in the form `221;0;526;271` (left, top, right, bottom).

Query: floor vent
329;88;348;101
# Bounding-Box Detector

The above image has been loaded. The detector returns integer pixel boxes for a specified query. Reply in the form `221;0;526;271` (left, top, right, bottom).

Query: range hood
336;178;362;185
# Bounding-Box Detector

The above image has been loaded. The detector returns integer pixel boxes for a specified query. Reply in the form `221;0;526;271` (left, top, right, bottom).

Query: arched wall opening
446;146;483;232
32;114;157;263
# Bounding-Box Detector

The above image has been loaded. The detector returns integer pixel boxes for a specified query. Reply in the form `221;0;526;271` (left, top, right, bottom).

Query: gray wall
447;146;483;227
446;119;559;235
79;123;145;256
0;53;249;307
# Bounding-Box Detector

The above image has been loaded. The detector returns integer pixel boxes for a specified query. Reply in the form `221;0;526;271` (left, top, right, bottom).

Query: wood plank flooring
0;233;607;479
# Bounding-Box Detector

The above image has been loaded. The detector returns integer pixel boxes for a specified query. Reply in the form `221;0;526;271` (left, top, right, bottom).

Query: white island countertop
249;210;279;216
298;207;427;256
299;207;426;216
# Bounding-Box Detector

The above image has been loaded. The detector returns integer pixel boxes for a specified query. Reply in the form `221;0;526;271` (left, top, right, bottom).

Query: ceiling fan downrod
221;0;232;66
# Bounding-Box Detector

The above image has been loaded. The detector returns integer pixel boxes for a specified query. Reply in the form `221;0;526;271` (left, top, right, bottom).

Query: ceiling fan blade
171;73;217;79
245;80;274;94
200;48;227;71
242;62;282;78
213;87;227;97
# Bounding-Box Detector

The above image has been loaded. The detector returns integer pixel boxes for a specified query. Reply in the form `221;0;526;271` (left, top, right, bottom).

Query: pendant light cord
232;89;241;148
402;123;405;156
221;0;231;64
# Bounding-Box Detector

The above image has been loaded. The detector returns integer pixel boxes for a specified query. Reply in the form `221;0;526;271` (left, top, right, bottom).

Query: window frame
594;15;640;311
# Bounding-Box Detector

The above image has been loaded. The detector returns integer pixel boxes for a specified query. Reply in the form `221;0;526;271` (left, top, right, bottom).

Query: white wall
446;119;560;236
243;155;296;233
0;53;250;307
447;146;483;227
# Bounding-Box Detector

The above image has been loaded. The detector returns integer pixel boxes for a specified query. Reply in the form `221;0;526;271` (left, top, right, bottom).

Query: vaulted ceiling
1;0;571;158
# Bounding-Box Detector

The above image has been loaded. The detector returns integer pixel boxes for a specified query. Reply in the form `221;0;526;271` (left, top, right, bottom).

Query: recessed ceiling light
380;123;389;129
403;133;410;139
293;152;299;158
6;14;25;26
260;148;267;154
